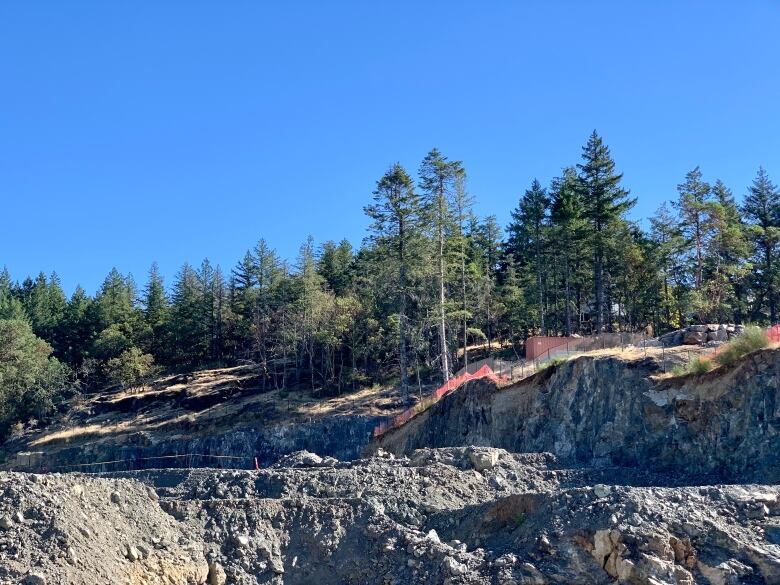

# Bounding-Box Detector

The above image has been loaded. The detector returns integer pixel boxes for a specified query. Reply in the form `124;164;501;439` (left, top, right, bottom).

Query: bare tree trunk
398;225;409;403
595;249;604;333
437;190;450;382
564;255;572;336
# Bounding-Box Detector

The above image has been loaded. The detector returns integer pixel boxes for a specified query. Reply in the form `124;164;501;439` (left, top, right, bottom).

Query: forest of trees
2;131;779;419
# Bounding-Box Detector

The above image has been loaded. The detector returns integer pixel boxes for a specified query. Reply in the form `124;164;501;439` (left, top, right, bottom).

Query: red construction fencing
373;365;500;438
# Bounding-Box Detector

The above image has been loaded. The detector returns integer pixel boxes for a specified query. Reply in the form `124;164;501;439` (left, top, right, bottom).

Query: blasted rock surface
5;448;780;584
371;349;780;482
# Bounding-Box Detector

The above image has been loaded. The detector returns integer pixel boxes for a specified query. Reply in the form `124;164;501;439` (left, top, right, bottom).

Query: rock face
370;348;780;482
6;415;379;473
3;348;780;584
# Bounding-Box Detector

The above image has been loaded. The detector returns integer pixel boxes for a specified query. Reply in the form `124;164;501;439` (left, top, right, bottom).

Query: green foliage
690;357;715;375
105;347;158;390
538;356;567;371
714;326;770;367
0;319;72;436
1;138;778;402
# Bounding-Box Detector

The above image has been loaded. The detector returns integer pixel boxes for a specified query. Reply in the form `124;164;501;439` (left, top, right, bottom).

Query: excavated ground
2;347;779;584
2;448;780;584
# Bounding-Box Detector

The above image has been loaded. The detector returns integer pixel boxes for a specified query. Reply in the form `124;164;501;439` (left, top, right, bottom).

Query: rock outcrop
370;348;780;483
659;324;744;347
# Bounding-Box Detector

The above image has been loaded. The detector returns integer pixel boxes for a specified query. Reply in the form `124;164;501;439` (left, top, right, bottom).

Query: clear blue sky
2;2;778;295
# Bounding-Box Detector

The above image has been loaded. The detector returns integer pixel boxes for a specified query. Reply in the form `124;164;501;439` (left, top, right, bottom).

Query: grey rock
683;330;706;345
208;561;227;585
468;448;499;471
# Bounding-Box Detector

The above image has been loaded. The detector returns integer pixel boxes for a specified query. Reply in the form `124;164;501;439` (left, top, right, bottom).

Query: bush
538;356;567;371
714;326;770;367
670;357;714;377
0;319;73;437
688;356;715;375
105;347;158;390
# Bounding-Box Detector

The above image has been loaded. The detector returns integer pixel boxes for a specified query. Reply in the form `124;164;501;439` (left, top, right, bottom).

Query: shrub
0;319;73;437
105;347;158;390
670;357;713;377
538;356;567;371
714;326;770;367
688;356;715;375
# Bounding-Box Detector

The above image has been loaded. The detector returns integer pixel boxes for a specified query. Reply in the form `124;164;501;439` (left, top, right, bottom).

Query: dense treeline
2;131;779;410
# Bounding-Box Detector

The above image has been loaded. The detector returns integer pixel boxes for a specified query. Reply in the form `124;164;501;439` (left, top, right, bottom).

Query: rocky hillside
2;365;408;473
371;347;780;483
3;347;780;584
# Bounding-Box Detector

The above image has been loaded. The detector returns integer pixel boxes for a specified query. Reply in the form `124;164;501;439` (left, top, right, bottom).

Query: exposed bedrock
370;349;780;483
10;415;379;473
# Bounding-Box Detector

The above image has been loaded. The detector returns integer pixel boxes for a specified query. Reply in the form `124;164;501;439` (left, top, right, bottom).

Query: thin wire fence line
19;453;258;474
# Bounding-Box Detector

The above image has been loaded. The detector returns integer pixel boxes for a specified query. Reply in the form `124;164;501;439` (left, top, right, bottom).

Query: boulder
707;329;728;342
468;449;499;471
683;331;705;345
208;562;227;585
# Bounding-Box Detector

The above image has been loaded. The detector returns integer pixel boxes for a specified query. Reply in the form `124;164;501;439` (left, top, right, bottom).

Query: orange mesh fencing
373;365;500;438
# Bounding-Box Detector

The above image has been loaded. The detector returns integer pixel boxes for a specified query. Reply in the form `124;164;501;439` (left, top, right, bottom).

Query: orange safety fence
373;364;500;438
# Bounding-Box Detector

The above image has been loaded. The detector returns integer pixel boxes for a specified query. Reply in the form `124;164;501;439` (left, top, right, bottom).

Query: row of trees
2;131;779;404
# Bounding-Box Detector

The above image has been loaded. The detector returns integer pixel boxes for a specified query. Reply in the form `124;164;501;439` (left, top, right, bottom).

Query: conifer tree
742;167;780;322
549;168;586;335
508;179;549;333
675;167;712;290
419;148;462;382
365;164;422;401
577;131;635;332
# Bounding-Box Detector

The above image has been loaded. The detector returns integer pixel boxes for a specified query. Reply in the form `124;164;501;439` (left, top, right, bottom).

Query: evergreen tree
317;239;354;297
419;148;462;382
141;262;169;359
702;181;749;322
674;167;712;290
365;164;423;401
742;167;780;322
451;170;475;366
474;215;502;349
549;168;586;335
170;263;205;365
650;203;687;328
577;131;635;332
507;179;549;333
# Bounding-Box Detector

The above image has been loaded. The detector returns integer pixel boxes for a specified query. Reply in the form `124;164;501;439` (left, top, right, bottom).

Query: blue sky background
1;1;779;294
